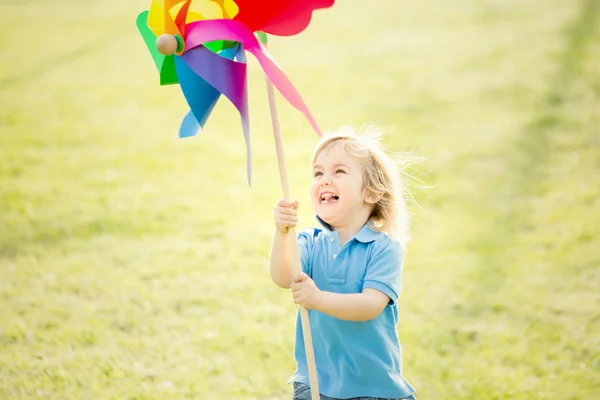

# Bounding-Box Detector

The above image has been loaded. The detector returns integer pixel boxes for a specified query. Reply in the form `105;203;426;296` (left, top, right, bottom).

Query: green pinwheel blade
136;10;179;86
204;40;238;53
159;56;178;85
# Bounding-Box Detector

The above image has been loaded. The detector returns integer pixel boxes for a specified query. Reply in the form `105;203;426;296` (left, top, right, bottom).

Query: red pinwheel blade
233;0;335;36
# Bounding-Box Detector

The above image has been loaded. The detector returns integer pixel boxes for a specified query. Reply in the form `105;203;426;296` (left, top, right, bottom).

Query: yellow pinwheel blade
147;0;239;37
147;0;182;36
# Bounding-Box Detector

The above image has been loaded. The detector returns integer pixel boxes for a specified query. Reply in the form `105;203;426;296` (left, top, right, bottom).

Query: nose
320;174;332;186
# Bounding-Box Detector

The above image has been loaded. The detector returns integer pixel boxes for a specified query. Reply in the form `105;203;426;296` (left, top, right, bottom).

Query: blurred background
1;0;598;399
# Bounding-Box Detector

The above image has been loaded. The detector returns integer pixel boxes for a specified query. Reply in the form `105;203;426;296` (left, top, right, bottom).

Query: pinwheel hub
156;33;183;56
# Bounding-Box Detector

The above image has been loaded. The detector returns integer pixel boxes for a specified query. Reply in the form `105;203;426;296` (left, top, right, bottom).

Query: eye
313;171;323;177
335;169;346;174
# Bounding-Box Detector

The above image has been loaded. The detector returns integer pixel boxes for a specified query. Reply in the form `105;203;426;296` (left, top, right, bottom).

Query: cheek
337;179;359;197
310;182;320;197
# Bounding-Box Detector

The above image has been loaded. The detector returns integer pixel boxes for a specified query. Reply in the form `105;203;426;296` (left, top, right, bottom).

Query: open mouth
320;192;339;203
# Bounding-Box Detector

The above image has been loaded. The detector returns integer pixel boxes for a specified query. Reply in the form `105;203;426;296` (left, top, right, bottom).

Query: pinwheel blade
136;11;179;85
185;19;321;135
233;0;335;36
179;110;201;138
180;45;247;119
176;44;253;184
174;55;221;136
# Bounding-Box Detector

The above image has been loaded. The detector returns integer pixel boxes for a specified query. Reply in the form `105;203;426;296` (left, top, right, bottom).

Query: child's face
311;144;372;228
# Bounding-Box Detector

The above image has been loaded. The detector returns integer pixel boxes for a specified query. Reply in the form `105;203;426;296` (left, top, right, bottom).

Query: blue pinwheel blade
179;110;200;138
174;55;221;137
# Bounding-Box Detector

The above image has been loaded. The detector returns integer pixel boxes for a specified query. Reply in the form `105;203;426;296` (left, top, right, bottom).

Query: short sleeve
296;228;315;277
362;237;403;305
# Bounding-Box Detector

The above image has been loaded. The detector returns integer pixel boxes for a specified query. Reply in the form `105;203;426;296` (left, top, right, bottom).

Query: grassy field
1;0;599;399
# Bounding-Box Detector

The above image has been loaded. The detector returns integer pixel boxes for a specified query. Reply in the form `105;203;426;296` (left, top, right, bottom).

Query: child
269;127;418;400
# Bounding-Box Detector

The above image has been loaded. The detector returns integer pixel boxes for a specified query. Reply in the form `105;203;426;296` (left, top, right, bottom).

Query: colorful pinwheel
136;0;333;184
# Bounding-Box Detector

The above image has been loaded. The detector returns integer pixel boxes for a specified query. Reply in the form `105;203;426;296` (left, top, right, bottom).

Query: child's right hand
274;198;299;233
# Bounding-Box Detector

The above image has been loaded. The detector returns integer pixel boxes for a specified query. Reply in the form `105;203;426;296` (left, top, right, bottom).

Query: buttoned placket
327;232;352;284
328;234;340;263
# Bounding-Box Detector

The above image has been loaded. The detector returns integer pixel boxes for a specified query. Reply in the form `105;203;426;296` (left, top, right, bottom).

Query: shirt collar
315;216;381;243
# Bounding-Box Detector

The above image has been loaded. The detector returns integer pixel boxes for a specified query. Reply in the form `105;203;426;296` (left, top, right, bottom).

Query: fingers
276;206;297;217
274;199;299;232
292;288;304;303
275;216;298;227
293;272;308;283
276;199;299;211
274;198;298;231
276;215;298;223
289;273;316;309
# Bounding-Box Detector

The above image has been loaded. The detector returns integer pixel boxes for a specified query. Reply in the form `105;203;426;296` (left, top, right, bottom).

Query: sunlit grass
1;0;599;398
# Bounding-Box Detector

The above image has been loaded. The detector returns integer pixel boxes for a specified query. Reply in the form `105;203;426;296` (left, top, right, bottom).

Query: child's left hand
290;273;322;310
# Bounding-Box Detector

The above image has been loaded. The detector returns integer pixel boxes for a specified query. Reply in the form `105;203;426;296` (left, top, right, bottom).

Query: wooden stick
263;42;321;400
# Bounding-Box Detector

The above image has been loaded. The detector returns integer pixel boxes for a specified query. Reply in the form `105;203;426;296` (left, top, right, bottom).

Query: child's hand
274;198;299;234
290;273;322;310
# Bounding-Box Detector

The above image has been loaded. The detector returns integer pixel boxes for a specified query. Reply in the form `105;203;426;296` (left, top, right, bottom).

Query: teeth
320;192;339;202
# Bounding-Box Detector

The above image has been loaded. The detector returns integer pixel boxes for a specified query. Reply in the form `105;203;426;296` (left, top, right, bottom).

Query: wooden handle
265;51;320;400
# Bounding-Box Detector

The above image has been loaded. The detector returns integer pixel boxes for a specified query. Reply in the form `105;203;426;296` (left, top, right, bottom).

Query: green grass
1;0;599;398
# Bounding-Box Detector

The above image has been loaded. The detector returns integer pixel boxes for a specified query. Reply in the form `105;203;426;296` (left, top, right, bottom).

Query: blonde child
269;127;417;400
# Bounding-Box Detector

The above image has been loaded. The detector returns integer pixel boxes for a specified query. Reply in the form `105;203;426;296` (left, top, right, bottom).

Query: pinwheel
136;1;335;398
136;0;332;184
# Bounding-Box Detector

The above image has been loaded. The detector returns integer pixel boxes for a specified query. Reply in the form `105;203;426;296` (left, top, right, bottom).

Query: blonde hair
311;126;417;249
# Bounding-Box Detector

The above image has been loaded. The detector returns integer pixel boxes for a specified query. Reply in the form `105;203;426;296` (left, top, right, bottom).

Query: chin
317;212;337;226
316;200;347;225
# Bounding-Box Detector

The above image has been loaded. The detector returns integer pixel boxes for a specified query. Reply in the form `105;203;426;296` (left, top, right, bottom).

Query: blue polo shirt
287;217;416;399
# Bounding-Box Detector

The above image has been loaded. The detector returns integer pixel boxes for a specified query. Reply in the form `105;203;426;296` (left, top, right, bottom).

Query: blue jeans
292;382;417;400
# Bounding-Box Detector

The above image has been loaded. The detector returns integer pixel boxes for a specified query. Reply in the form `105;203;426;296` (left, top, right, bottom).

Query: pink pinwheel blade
185;19;321;135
